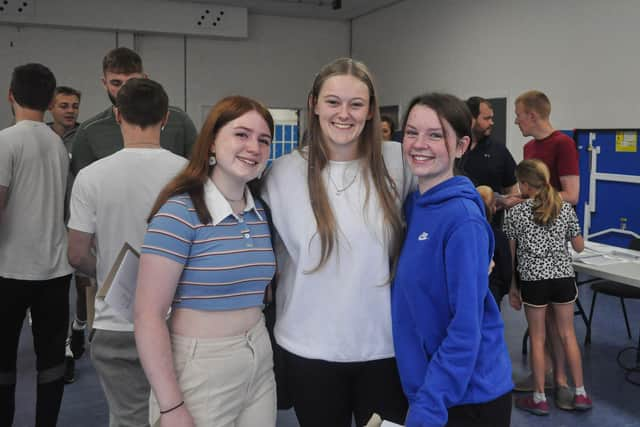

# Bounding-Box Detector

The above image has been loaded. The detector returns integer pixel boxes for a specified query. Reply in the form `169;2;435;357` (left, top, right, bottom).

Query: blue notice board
575;129;640;248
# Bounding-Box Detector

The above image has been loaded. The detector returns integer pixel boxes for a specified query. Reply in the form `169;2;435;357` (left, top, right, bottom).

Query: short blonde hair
476;185;495;222
515;90;551;119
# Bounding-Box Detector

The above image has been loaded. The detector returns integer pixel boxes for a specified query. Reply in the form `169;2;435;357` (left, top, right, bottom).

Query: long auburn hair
148;96;274;224
515;159;562;226
301;57;403;272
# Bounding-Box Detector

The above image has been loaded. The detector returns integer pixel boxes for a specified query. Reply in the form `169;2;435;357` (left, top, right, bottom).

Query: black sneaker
70;328;86;360
63;356;75;384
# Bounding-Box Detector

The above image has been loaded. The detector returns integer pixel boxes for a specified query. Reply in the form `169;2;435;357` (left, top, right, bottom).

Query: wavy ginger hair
301;57;403;272
148;96;274;224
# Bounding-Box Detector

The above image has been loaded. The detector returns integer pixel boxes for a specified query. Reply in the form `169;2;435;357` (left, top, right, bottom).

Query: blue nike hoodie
392;176;513;427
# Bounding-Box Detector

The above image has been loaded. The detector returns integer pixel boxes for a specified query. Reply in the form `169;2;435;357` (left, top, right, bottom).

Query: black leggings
282;349;408;427
0;275;71;427
447;391;512;427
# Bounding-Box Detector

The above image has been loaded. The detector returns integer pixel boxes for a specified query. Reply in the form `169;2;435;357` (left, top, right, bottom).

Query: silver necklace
327;165;358;196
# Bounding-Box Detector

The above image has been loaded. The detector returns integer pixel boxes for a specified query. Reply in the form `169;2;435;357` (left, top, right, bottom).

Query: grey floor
12;283;640;427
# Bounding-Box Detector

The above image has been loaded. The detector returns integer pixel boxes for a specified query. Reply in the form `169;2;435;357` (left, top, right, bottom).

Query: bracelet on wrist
160;400;184;415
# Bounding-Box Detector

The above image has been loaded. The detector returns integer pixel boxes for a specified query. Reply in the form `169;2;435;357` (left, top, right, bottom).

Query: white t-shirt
68;148;186;331
0;120;73;280
262;141;414;362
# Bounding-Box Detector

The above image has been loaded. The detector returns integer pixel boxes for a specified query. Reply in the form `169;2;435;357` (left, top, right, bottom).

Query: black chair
584;238;640;385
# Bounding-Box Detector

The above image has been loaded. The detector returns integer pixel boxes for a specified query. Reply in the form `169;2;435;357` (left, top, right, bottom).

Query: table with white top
573;240;640;385
572;241;640;288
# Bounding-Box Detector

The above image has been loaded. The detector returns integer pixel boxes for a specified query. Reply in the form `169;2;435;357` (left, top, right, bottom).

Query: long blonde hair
301;57;403;272
515;159;562;225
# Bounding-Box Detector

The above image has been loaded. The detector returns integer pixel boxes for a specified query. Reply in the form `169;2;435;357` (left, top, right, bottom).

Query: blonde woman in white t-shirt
262;57;412;427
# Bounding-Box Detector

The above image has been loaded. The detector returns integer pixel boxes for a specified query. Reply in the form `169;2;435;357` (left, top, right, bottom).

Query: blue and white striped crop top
141;194;275;311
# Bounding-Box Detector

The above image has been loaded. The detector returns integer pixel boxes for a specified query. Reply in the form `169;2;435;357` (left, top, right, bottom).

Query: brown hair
102;47;143;75
515;90;551;119
148;96;274;224
515;159;562;225
54;86;82;101
402;92;472;170
301;57;403;272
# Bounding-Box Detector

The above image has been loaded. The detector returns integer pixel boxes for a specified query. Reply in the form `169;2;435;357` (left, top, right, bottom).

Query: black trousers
0;274;71;427
283;348;408;427
447;391;512;427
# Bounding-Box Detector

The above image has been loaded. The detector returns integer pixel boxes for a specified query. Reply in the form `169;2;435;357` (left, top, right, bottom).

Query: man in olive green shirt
71;47;197;175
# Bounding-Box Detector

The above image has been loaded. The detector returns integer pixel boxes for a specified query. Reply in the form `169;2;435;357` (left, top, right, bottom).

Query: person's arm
495;149;521;209
566;203;584;253
67;168;97;275
135;199;196;426
0;185;7;225
571;235;584;253
405;222;491;426
507;239;522;311
67;229;96;277
503;210;522;310
559;175;579;205
0;139;13;226
134;254;194;427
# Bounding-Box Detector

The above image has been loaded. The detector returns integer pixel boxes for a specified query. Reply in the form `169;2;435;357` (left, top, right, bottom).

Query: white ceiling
167;0;404;20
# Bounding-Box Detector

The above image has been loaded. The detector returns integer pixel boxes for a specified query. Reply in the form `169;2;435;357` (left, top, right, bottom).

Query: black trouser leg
351;357;407;426
283;349;408;427
446;391;512;427
0;277;30;426
31;275;71;427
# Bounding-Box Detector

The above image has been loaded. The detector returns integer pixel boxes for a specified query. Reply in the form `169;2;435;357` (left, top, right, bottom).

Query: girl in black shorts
504;159;593;415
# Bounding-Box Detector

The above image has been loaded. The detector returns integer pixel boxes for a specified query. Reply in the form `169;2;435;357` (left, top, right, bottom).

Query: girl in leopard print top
505;159;593;413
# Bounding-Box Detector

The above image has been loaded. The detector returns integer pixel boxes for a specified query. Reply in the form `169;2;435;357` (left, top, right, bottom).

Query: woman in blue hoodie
392;93;513;427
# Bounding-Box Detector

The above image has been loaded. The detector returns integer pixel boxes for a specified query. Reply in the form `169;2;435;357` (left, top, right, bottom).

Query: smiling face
49;93;80;129
313;74;371;161
210;110;272;192
403;105;468;193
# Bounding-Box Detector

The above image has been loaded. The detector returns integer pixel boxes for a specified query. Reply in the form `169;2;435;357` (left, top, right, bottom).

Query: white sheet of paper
104;247;140;323
381;421;403;427
575;254;626;266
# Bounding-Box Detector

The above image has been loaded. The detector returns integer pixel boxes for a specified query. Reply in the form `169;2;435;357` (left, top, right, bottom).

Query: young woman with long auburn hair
134;96;278;427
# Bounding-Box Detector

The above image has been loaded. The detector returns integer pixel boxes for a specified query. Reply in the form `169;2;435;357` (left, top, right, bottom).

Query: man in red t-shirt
516;90;579;204
510;90;581;410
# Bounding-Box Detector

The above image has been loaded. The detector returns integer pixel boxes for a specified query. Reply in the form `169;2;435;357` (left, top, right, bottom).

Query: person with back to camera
392;93;513;427
135;96;277;427
262;57;413;427
0;63;73;427
67;46;198;384
67;78;187;427
506;159;592;415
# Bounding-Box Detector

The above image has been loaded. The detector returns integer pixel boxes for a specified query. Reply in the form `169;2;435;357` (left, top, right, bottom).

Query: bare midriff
168;306;263;338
